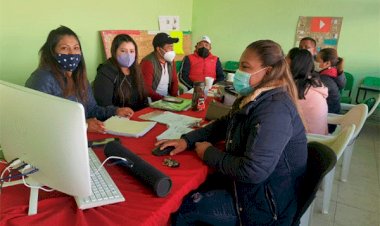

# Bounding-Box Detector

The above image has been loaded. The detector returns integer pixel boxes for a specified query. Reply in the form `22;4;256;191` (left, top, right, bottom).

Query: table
0;95;211;226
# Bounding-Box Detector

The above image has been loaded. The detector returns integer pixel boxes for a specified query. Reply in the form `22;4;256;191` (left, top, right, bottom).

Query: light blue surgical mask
233;68;267;96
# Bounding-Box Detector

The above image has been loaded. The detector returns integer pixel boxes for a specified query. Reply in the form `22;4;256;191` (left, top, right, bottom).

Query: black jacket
93;59;148;111
182;87;307;225
320;72;346;114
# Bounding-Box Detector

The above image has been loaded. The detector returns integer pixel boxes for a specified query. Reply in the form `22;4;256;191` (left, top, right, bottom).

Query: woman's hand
87;118;106;134
195;142;212;160
155;139;188;156
116;107;134;118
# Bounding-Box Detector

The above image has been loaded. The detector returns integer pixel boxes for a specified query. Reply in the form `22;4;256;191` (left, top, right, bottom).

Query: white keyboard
74;148;125;209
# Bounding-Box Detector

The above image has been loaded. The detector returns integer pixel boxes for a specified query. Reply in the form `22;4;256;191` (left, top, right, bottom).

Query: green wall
192;0;380;96
0;0;193;84
1;0;379;97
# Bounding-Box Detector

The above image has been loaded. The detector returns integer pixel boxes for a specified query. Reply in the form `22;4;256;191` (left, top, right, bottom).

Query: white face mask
314;61;322;72
163;50;176;62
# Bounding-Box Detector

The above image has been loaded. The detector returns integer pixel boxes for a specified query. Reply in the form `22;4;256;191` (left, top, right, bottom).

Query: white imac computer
0;80;91;214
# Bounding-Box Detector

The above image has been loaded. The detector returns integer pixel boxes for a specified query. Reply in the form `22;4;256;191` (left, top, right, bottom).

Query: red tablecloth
0;95;211;226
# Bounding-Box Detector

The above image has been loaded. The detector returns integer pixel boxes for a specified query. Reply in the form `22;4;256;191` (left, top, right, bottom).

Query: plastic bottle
191;81;206;111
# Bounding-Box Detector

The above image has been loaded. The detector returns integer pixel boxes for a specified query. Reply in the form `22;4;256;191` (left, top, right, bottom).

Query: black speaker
104;141;172;197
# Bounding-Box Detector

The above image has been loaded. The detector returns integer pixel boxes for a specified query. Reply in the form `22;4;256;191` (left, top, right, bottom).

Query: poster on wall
295;16;343;50
158;16;180;31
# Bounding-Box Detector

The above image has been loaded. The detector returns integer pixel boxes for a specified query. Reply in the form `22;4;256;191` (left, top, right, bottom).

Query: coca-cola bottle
191;81;205;111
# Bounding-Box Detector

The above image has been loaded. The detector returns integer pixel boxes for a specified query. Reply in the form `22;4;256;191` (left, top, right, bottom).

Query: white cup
227;73;235;82
205;76;214;90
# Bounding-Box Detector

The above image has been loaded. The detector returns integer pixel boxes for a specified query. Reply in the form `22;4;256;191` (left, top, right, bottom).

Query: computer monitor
0;80;91;198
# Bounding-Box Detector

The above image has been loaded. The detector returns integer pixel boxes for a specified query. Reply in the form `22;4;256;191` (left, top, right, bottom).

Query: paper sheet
156;125;194;140
139;111;202;140
170;31;184;54
140;111;201;127
158;16;180;31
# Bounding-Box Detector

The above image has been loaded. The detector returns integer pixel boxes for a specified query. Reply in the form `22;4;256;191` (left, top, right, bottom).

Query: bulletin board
294;16;343;50
100;30;192;62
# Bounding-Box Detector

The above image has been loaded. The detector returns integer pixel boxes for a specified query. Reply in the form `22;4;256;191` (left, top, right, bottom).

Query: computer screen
0;80;91;197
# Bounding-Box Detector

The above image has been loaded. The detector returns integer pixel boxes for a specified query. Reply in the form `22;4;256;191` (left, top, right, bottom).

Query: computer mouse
152;145;175;156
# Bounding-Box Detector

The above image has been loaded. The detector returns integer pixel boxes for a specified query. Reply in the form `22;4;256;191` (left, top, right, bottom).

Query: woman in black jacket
316;48;346;133
93;34;148;111
158;40;307;226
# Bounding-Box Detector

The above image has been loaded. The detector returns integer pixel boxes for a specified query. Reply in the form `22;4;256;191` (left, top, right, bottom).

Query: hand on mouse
155;139;188;156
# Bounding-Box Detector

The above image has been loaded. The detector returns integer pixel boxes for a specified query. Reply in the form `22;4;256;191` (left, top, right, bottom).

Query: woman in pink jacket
287;48;329;135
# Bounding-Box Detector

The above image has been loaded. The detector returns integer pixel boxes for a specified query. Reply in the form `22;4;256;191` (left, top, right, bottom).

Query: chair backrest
366;93;380;118
362;76;380;87
337;104;368;139
175;60;183;72
307;124;356;160
342;72;354;95
292;141;337;225
224;61;239;72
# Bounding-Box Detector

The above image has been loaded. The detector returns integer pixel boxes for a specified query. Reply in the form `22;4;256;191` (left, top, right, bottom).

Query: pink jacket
298;86;329;135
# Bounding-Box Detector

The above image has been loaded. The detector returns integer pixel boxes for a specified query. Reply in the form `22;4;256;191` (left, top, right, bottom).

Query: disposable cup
227;73;235;82
205;76;214;90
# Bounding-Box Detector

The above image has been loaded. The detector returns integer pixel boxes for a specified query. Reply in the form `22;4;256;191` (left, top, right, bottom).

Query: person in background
93;34;148;111
299;36;320;72
158;40;307;226
287;47;328;135
140;32;179;101
299;37;346;132
316;48;346;133
179;35;225;89
25;26;133;133
299;36;318;57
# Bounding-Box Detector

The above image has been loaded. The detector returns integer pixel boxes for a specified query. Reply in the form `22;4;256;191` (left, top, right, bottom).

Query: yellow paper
170;31;184;54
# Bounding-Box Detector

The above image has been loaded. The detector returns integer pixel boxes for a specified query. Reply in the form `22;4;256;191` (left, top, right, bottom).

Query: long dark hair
245;40;305;126
246;40;299;103
318;48;344;72
38;26;88;102
289;48;323;99
39;25;88;102
110;34;146;106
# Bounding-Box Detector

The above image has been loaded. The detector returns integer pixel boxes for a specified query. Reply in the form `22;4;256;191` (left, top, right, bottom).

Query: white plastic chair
327;104;368;182
307;124;355;214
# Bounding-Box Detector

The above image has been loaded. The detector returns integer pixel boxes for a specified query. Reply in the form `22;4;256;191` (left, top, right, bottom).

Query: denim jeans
172;189;238;226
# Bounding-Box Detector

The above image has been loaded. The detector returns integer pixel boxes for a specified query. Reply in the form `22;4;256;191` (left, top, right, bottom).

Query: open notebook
104;116;157;138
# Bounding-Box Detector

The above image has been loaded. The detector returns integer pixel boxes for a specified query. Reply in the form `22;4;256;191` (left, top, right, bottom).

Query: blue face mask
233;69;254;96
117;53;135;68
233;68;267;96
56;54;81;72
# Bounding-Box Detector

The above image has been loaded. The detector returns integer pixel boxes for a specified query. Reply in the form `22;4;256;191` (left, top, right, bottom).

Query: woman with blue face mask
25;26;134;133
93;34;148;111
156;40;308;226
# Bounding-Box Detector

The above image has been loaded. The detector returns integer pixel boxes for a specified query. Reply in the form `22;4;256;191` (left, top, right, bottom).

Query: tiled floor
311;120;380;226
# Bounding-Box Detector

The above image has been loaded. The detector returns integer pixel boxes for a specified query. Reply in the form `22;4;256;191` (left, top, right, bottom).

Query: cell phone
162;96;184;104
